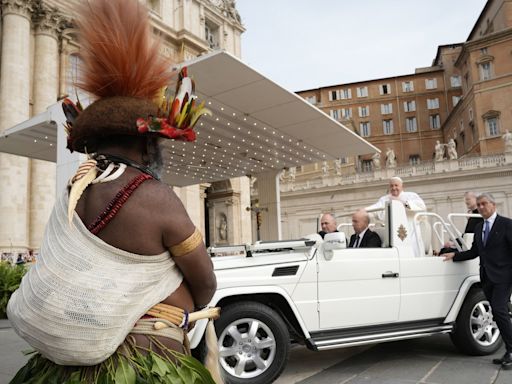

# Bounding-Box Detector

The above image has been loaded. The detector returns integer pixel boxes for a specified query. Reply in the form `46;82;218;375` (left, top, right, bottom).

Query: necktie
483;220;490;246
354;235;360;248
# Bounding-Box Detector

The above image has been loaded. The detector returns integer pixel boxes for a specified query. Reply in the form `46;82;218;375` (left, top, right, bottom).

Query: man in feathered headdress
7;0;221;382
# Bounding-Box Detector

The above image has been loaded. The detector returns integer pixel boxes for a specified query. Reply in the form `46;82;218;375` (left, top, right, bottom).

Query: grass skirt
10;335;216;384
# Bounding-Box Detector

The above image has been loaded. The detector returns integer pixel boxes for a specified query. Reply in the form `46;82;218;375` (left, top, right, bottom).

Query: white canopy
0;50;377;187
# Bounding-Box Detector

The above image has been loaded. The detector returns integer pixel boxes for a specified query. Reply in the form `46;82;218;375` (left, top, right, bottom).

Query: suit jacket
464;208;483;234
454;214;512;284
349;229;382;248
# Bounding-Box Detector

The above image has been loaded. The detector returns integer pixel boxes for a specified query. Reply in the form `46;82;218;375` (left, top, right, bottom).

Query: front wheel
450;288;503;355
215;302;290;384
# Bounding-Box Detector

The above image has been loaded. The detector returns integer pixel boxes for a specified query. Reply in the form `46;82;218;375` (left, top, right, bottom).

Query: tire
450;288;503;355
215;301;290;384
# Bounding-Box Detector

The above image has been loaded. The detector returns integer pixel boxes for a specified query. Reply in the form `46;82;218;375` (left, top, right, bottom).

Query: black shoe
502;353;512;369
492;352;512;365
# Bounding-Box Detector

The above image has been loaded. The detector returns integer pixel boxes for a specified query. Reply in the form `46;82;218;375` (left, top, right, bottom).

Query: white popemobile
190;200;503;384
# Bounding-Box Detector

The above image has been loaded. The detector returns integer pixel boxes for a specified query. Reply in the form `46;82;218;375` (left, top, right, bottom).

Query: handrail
413;212;463;253
432;221;451;245
446;213;482;239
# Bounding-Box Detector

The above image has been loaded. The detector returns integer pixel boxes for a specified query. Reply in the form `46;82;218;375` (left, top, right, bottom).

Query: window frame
405;117;418;133
381;103;393;115
360;121;371;137
356;86;368;98
425;78;438;89
402;81;414;92
403;100;416;112
383;119;394;135
429;114;441;129
358;105;370;118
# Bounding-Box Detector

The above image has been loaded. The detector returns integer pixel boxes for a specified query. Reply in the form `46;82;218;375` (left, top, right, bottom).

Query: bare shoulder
138;180;196;246
139;179;184;208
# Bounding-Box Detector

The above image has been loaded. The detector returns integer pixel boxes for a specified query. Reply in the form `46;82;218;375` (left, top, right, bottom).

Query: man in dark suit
349;209;382;248
464;191;484;233
443;193;512;368
439;191;483;254
318;213;338;239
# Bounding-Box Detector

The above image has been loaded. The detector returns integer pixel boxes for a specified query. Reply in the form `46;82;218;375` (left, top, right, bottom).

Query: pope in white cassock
366;176;427;256
366;176;426;212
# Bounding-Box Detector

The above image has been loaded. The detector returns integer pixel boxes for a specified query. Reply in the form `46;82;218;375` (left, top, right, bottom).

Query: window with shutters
340;88;352;99
404;100;416;112
406;117;417;132
383;120;394;135
427;98;439;109
341;108;352;118
379;83;391;95
486;116;499;136
425;78;437;89
356;86;368;97
480;62;492;81
358;106;369;117
429;114;441;129
402;81;414;92
360;122;371;137
381;103;392;115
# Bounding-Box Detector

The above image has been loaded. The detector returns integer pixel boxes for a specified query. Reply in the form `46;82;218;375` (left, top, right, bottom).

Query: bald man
349;209;382;248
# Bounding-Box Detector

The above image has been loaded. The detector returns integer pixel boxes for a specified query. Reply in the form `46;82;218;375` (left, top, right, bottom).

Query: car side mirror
323;232;346;260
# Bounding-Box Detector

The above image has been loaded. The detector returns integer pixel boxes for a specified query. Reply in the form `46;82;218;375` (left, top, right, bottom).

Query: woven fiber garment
7;191;183;365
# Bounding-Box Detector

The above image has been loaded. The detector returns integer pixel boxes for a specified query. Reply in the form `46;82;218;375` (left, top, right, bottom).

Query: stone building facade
0;0;247;259
297;0;512;170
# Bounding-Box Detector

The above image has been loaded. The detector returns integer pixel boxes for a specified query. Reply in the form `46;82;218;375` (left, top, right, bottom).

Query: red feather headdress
65;0;209;153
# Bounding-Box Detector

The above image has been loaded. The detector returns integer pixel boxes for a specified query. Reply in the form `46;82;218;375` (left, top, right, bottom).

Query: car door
317;247;400;330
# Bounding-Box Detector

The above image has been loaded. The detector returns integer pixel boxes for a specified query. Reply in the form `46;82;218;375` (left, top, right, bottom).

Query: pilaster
29;4;63;250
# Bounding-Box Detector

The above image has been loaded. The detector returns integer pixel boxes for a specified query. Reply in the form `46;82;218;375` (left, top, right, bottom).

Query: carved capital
32;4;68;37
1;0;34;19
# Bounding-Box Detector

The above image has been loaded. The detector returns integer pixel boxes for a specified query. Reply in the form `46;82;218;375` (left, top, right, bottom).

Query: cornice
280;155;512;197
455;28;512;67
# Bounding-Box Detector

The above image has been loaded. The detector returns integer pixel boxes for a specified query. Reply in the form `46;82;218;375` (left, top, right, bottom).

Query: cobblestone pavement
279;334;512;384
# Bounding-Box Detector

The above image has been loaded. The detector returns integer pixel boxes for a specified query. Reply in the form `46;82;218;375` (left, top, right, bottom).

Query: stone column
175;185;202;229
0;0;34;254
257;170;282;241
28;5;62;250
198;183;211;239
231;176;252;244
